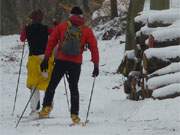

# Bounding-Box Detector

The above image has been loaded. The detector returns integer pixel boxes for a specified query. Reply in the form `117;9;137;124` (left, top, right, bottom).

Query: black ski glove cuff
40;57;49;72
92;63;99;77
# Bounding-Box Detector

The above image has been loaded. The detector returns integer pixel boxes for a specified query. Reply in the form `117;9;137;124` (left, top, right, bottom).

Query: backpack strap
66;20;72;33
57;21;70;51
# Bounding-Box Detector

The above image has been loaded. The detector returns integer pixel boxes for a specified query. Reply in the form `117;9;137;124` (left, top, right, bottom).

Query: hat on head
70;6;83;15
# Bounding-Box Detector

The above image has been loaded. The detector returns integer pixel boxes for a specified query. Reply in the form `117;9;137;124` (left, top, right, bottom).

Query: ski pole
83;77;96;126
12;42;25;115
64;74;70;112
15;87;36;128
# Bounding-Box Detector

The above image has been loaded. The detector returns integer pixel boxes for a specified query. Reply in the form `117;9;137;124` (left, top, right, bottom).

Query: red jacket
45;16;99;64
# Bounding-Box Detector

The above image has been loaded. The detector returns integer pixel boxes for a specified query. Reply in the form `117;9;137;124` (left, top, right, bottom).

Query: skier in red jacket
39;6;99;124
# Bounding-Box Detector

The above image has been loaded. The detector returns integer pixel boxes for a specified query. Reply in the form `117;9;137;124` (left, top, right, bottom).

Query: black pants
43;60;81;115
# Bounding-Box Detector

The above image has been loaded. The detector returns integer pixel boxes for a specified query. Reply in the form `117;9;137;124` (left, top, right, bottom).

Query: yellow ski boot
71;114;81;124
39;106;52;118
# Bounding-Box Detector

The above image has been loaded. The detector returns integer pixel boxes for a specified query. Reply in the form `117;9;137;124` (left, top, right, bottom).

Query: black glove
40;57;49;72
92;64;99;77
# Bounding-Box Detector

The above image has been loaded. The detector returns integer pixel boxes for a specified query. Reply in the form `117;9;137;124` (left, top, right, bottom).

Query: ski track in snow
0;35;180;135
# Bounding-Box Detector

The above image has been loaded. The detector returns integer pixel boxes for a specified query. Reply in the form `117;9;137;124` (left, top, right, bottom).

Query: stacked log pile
119;9;180;100
143;46;180;74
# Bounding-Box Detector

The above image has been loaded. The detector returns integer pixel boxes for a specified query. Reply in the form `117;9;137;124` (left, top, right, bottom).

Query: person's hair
30;9;44;22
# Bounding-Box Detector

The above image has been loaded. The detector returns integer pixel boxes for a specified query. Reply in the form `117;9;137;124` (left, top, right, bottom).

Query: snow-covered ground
0;35;180;135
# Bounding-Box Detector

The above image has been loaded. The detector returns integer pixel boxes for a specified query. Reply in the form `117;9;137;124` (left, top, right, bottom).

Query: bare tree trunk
1;0;19;35
0;0;2;34
1;0;103;35
125;0;145;50
150;0;169;10
83;0;90;12
111;0;118;19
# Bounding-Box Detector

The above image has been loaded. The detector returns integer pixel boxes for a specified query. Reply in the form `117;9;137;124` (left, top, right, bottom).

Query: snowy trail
0;35;180;135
